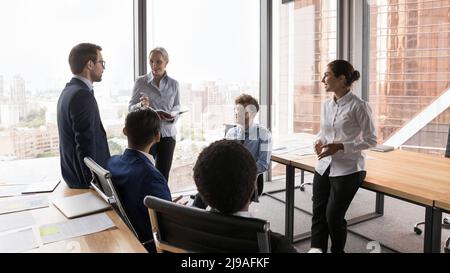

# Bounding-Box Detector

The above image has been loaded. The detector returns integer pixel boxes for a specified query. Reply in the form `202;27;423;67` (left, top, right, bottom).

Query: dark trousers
192;173;264;209
149;137;176;182
310;167;366;253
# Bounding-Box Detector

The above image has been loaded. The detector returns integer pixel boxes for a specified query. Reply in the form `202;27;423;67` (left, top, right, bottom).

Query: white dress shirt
315;91;377;177
73;75;93;91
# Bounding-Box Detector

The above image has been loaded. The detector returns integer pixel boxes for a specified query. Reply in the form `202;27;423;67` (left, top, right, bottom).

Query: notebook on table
22;180;61;194
52;192;111;219
370;144;395;152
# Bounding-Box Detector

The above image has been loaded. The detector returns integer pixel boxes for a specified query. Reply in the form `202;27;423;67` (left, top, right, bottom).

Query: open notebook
52;192;111;219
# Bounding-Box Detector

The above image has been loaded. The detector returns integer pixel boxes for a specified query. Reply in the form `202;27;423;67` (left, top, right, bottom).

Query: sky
0;0;259;93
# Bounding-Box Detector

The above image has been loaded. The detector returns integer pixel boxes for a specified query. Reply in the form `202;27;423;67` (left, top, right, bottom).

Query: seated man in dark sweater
108;108;171;253
193;139;297;253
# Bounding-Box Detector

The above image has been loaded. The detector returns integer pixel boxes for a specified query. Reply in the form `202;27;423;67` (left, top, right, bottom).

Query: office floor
250;173;450;253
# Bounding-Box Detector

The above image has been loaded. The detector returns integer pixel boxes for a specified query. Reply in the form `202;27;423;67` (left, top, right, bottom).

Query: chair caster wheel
414;227;422;235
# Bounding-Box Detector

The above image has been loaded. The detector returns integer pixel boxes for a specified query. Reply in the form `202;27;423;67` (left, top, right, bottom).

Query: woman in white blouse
309;60;377;253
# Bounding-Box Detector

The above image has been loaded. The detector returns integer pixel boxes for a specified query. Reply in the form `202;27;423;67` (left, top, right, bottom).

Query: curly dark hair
193;140;257;214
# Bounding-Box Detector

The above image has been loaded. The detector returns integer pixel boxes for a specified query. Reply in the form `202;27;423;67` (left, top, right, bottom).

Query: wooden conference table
271;149;450;253
26;184;147;253
0;157;146;253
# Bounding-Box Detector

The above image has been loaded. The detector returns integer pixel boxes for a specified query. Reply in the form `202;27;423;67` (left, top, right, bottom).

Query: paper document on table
22;180;60;194
0;195;49;215
0;227;39;253
0;185;27;197
0;211;36;232
0;174;48;186
39;213;115;244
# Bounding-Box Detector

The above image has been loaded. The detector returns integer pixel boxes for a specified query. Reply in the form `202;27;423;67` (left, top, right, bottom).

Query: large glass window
368;0;450;155
271;0;337;178
146;0;260;192
0;0;133;161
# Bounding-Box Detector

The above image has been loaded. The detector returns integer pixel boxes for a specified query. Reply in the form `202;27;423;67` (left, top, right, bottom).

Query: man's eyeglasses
96;60;106;69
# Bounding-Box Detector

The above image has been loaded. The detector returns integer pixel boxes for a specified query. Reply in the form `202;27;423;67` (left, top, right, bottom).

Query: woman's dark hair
193;140;257;214
125;108;160;147
328;60;360;86
68;43;102;74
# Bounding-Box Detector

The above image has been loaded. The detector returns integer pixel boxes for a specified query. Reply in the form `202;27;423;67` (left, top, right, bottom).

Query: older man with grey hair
129;47;180;182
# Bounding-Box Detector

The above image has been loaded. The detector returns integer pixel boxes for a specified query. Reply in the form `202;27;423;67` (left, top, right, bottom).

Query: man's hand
318;143;344;160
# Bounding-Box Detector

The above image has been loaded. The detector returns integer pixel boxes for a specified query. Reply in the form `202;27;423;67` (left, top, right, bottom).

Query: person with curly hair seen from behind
193;139;297;253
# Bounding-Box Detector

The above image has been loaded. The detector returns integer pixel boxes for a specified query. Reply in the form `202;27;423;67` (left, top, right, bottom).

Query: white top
136;149;156;165
315;91;377;177
129;73;180;139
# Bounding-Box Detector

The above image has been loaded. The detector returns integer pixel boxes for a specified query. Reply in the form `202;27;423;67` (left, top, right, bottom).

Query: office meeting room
1;0;450;263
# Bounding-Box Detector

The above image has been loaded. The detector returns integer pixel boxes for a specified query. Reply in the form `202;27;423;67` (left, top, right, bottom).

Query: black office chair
144;195;271;253
445;237;450;253
84;157;149;246
413;125;450;240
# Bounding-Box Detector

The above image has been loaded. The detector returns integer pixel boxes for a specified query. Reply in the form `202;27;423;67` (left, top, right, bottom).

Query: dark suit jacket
107;149;172;252
57;77;110;189
270;231;298;253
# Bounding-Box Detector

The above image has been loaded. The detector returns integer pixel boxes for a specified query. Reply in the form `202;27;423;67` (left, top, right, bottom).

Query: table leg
424;206;442;253
285;165;295;243
375;193;384;215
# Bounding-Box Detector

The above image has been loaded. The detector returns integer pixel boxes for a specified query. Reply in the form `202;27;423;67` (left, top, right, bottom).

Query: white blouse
315;91;377;177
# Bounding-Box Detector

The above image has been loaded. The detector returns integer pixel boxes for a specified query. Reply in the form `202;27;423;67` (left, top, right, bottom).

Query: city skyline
0;0;259;94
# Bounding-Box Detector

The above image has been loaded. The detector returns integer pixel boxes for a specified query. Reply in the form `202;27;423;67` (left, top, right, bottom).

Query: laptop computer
53;192;111;219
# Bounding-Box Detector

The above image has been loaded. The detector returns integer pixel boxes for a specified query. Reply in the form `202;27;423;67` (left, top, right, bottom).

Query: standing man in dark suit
57;43;110;189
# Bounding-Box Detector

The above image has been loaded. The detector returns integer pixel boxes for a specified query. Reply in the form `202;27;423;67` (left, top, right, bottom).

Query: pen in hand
139;92;150;108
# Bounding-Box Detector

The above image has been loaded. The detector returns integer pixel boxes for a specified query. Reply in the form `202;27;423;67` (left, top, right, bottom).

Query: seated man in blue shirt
108;108;171;253
226;94;272;201
193;94;272;208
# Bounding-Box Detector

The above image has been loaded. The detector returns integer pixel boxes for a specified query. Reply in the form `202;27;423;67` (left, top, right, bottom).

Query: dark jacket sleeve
70;90;98;183
139;171;172;203
270;231;298;253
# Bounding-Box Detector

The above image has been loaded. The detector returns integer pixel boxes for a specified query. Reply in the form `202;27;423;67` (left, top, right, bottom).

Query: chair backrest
224;123;236;137
445;124;450;158
83;157;139;239
144;195;271;253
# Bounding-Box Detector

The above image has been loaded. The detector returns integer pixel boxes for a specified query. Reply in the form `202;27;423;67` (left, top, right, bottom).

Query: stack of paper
0;211;36;232
0;185;27;197
39;213;115;244
0;195;49;215
0;227;39;253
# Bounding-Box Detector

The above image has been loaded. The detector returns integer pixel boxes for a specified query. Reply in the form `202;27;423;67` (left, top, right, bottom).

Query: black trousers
192;173;264;209
149;137;176;182
310;167;366;253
